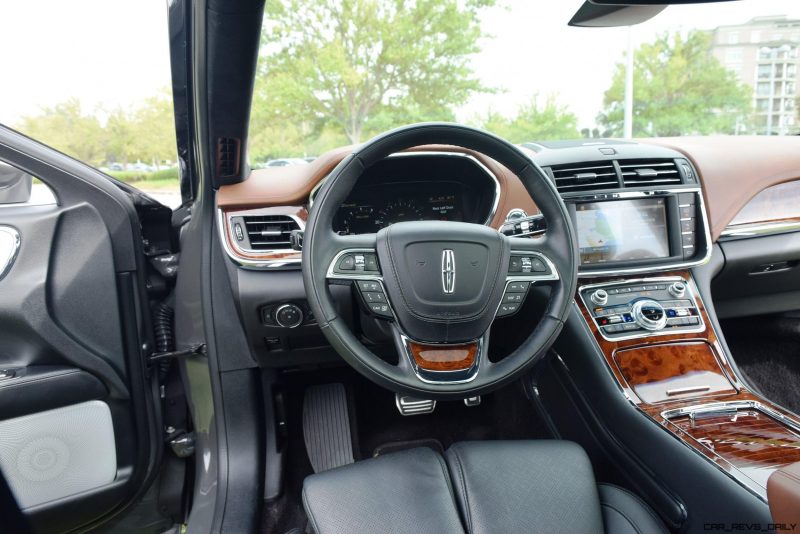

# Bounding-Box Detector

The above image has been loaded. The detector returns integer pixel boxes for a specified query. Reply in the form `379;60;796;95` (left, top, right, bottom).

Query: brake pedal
396;394;436;416
302;383;355;473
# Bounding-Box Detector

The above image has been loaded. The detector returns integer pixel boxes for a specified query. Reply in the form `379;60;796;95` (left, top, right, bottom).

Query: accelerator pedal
302;383;355;473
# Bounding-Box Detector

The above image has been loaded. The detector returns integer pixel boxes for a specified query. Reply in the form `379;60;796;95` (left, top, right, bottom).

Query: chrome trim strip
721;220;800;238
309;151;502;226
0;226;20;281
216;208;304;268
661;400;800;434
577;276;706;342
570;188;713;277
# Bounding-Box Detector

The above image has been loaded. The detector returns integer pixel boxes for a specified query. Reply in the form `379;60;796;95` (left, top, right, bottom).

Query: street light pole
623;26;634;139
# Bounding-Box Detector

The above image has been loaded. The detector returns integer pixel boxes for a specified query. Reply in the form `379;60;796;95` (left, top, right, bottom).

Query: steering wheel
302;123;578;399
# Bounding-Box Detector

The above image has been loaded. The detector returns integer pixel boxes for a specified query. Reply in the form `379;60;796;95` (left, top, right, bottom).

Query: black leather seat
302;440;668;534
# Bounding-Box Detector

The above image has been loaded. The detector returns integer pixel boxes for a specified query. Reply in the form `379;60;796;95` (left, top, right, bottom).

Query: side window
728;180;800;227
0;160;55;206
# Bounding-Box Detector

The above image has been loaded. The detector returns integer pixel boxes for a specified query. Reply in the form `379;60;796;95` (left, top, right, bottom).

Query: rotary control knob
668;282;687;298
632;300;667;331
275;304;304;328
590;289;609;306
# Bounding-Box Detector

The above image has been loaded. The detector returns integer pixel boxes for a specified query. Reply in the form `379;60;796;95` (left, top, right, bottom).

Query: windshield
249;0;800;166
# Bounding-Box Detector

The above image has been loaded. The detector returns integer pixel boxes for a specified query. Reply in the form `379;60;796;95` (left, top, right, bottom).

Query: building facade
711;16;800;135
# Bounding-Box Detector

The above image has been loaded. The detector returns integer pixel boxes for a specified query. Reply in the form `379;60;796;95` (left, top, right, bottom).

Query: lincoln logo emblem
441;249;455;294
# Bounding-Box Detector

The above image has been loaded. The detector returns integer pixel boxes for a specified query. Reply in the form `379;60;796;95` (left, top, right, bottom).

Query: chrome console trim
578;276;706;342
720;220;800;238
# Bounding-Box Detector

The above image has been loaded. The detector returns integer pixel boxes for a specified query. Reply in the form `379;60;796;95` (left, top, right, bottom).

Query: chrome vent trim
619;159;681;187
240;214;300;251
548;161;619;193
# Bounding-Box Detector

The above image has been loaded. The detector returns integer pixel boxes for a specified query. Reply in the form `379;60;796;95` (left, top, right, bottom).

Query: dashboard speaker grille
240;214;300;251
619;159;682;187
548;161;619;193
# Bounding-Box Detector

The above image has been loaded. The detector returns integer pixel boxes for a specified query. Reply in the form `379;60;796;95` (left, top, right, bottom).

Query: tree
254;0;495;145
16;99;106;165
598;31;751;137
477;95;580;143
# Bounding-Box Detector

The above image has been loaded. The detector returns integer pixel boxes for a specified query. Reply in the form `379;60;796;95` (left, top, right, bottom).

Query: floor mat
302;383;355;473
721;314;800;415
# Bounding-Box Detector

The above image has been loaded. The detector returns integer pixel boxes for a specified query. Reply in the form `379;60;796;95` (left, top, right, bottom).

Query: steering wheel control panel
579;278;705;341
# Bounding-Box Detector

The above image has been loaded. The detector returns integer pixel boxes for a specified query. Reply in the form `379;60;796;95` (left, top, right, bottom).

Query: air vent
241;215;300;251
619;159;681;187
217;137;241;178
548;161;619;193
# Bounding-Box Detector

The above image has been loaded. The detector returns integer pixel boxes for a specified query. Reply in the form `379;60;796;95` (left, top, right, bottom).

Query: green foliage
16;98;107;165
598;31;751;137
476;95;580;142
250;0;495;159
15;92;178;168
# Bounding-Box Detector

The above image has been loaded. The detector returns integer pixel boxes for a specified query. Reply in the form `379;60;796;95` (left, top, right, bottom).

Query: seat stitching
301;486;323;534
598;483;667;534
601;502;644;534
450;448;473;533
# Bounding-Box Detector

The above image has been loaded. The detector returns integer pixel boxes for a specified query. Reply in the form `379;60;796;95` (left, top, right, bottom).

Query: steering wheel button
363;292;387;303
506;281;530;293
504;293;524;303
530;258;547;272
354;254;366;269
369;303;392;317
508;257;522;272
357;280;381;292
338;255;355;270
520;257;533;273
364;254;379;271
497;303;520;316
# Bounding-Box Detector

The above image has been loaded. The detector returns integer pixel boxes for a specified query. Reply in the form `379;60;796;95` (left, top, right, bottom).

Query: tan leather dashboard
218;136;800;245
643;136;800;241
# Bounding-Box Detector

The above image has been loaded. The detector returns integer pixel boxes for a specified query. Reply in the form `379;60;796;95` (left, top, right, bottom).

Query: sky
2;0;800;132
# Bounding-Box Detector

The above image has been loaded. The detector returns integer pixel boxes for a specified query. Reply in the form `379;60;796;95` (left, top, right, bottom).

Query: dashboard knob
668;282;687;298
590;289;609;306
275;304;304;328
632;300;667;331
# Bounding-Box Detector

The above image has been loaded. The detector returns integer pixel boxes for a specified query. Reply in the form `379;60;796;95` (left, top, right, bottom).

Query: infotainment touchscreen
576;198;669;265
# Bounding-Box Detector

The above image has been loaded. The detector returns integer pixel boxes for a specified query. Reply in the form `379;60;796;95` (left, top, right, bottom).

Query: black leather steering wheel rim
302;123;578;399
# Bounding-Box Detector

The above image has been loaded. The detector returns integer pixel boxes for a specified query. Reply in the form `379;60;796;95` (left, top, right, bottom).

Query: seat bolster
598;483;669;534
302;447;465;534
444;440;605;534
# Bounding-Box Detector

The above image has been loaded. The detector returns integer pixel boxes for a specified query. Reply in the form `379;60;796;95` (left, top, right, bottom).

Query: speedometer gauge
374;199;425;228
338;204;376;235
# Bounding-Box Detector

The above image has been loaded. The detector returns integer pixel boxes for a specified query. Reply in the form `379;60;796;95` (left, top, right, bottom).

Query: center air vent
240;215;300;251
548;161;619;193
619;159;681;187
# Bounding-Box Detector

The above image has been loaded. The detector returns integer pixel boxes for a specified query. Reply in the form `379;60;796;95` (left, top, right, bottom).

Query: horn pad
376;221;510;343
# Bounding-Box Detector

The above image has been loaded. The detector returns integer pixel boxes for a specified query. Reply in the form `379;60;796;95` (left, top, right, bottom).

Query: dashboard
329;153;498;235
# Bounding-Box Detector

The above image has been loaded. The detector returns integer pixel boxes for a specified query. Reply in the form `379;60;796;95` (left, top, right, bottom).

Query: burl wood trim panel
667;410;800;492
577;270;800;492
221;205;307;262
614;342;735;404
407;340;478;372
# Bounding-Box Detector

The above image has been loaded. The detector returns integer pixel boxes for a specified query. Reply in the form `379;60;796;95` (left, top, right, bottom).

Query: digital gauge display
334;183;464;235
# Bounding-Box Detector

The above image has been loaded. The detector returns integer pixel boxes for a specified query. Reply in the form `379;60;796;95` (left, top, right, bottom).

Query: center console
576;272;800;500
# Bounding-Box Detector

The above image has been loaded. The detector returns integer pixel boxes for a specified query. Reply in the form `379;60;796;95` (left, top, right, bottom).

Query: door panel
0;126;160;532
